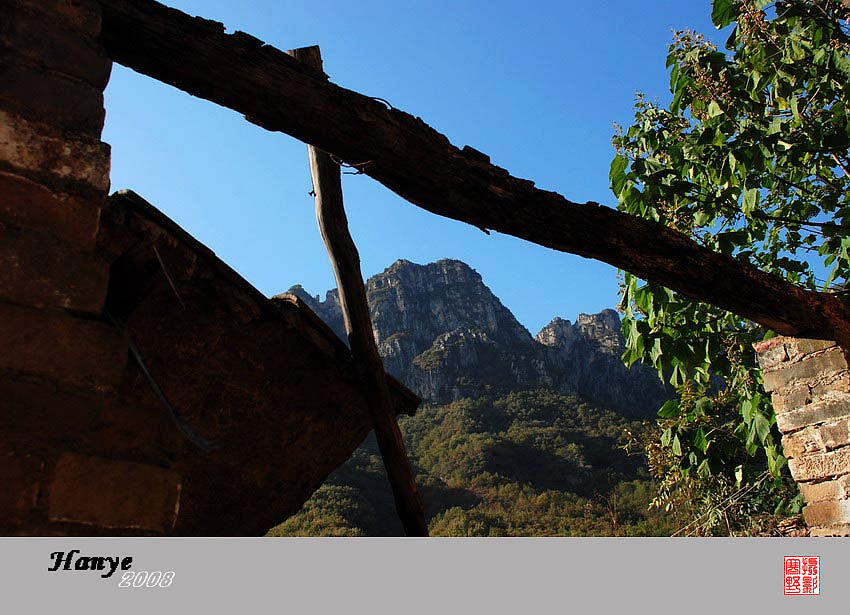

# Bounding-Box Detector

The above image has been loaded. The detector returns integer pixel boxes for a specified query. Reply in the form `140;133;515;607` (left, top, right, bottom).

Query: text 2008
118;571;175;588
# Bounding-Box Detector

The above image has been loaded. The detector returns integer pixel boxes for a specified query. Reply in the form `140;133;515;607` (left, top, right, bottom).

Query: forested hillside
268;390;675;536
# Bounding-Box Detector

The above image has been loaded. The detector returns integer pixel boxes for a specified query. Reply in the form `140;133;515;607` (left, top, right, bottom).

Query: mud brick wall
0;1;181;535
755;337;850;536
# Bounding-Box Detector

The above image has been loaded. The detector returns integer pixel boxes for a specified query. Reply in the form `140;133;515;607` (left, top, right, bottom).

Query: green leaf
672;434;682;456
649;337;663;365
670;363;685;387
834;50;850;76
609;154;628;195
694;211;712;227
768;450;787;476
711;0;738;29
693;427;709;453
753;412;771;445
740;398;751;423
658;400;680;419
707;100;724;118
695;397;713;415
741;188;759;214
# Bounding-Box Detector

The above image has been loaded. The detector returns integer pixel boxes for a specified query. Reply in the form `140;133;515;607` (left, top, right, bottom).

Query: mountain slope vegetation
268;390;675;536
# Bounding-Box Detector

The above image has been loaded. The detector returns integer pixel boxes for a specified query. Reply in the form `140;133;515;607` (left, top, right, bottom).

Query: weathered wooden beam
97;0;850;347
287;46;428;537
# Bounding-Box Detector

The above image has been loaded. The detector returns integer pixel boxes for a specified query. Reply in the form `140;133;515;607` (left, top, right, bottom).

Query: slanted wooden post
287;46;429;537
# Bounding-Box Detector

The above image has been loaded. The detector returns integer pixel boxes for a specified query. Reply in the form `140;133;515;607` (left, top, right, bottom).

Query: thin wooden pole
287;45;429;537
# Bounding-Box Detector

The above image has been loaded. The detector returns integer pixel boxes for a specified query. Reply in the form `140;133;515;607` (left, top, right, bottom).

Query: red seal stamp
784;556;819;595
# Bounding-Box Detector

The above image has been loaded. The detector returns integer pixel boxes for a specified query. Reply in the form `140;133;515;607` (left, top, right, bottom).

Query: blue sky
102;1;722;335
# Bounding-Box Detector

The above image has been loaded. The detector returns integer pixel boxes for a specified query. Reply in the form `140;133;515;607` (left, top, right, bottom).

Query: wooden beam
97;0;850;348
287;46;429;537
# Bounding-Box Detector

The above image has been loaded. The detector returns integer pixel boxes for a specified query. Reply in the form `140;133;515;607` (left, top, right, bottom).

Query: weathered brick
775;396;850;433
48;453;181;533
0;63;106;136
96;400;184;462
0;376;103;436
0;109;110;193
0;303;128;389
0;378;178;467
762;346;849;394
760;337;850;534
754;337;787;372
753;336;784;354
803;499;850;527
788;447;850;482
799;475;850;503
809;524;850;537
782;429;823;458
3;0;102;38
0;232;108;313
772;383;811;414
782;419;850;457
0;15;111;89
0;172;101;249
0;453;44;523
785;338;838;362
762;369;789;395
819;418;850;450
810;371;850;399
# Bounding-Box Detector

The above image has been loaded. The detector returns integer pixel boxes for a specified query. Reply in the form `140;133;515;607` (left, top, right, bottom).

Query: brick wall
0;0;181;535
755;337;850;536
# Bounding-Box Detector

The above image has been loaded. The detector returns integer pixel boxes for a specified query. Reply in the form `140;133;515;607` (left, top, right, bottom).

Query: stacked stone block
0;0;180;535
756;337;850;536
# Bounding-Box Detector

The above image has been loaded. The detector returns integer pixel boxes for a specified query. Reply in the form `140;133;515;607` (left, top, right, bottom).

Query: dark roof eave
105;189;421;416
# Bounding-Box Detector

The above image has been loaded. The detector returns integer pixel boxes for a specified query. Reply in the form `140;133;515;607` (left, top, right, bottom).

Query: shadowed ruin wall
0;0;160;534
756;337;850;536
0;1;418;536
94;191;419;535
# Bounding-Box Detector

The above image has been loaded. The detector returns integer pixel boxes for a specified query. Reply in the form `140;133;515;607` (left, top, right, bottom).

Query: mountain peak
286;259;669;415
576;309;621;332
536;317;577;350
379;258;482;286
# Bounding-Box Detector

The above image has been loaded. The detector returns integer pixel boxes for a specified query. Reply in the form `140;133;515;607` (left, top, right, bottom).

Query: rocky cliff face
536;310;671;415
284;259;669;417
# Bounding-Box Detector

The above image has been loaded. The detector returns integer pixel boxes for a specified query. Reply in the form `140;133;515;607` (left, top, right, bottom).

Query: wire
671;470;771;537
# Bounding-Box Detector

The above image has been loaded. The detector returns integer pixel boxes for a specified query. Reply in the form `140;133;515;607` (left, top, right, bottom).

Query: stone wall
755;337;850;536
0;0;182;534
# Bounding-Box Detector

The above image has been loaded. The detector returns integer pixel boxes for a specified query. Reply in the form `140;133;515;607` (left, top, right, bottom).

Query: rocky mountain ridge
282;259;669;417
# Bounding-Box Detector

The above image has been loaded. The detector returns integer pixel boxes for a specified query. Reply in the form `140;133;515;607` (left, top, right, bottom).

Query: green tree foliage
268;390;675;536
611;0;850;531
267;485;368;537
